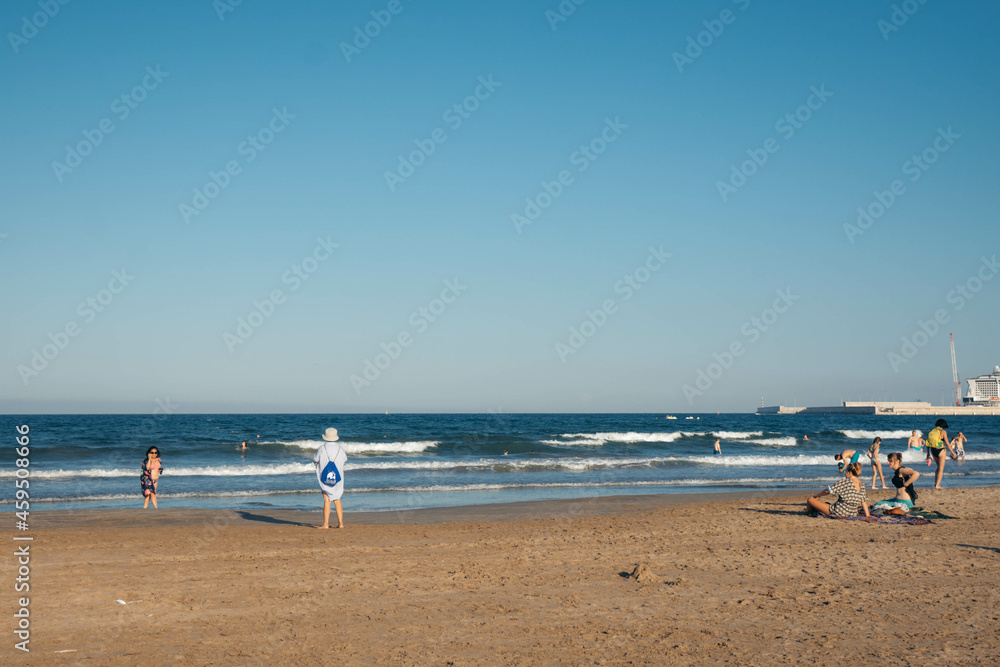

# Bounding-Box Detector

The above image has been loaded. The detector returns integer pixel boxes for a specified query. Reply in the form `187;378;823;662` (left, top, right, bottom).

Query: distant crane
950;333;962;407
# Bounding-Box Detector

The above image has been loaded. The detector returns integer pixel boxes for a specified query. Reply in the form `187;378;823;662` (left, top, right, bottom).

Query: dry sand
7;487;1000;665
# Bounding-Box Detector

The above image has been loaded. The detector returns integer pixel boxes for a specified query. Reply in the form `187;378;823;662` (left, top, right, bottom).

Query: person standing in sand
907;430;924;450
925;419;957;489
141;446;162;509
314;428;347;529
867;437;889;490
713;439;722;455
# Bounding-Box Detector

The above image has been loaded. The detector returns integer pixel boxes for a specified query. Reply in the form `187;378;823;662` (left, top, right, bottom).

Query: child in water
953;432;967;461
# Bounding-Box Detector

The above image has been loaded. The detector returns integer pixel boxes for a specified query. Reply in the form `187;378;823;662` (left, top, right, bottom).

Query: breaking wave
838;430;921;440
266;440;437;454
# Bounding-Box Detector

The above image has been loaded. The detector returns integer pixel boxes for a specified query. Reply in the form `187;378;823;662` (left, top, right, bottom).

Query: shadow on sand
738;506;805;517
957;544;1000;555
236;511;313;527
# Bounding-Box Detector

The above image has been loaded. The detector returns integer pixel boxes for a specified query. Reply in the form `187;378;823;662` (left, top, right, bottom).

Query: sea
2;413;999;513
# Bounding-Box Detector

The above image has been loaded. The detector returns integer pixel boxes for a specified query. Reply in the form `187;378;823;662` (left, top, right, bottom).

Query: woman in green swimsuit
925;419;957;489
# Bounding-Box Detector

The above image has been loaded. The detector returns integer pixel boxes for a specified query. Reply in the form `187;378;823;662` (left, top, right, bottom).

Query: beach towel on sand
314;442;347;500
908;508;957;520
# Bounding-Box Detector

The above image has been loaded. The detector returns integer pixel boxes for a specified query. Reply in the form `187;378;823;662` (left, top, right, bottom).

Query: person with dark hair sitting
872;452;920;515
807;462;870;518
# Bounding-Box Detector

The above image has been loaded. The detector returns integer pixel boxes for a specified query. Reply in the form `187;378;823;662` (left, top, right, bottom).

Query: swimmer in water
713;439;722;455
907;430;924;450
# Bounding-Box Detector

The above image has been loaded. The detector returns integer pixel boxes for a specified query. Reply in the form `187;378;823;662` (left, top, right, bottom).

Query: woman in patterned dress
806;462;870;518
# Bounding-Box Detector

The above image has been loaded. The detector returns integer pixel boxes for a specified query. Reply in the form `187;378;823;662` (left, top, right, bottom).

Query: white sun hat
321;427;339;442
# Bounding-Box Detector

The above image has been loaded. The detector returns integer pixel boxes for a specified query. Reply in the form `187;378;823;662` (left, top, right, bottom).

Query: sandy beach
8;486;999;665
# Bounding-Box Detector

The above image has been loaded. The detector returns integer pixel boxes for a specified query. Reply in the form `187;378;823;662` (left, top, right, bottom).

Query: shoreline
26;488;815;528
20;477;997;519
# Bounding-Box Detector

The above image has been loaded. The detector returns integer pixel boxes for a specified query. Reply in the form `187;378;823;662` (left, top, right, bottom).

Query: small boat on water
665;415;677;420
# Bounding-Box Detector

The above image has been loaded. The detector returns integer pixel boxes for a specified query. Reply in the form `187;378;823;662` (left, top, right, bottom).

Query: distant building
964;366;1000;405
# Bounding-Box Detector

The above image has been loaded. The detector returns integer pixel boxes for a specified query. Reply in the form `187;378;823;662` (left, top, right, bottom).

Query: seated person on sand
833;449;860;472
907;430;924;450
871;452;920;516
807;462;870;518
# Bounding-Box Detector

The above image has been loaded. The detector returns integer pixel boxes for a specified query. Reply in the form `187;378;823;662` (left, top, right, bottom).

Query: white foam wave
349;477;826;494
266;439;437;454
348;453;893;471
747;437;798;447
347;456;670;472
2;478;829;504
0;467;136;479
5;452;999;481
964;453;1000;461
558;432;684;444
838;430;921;440
539;439;605;446
0;463;315;479
0;489;317;504
688;454;861;466
712;431;764;439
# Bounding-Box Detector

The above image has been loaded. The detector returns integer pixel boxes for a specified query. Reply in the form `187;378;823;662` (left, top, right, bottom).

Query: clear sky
1;0;997;414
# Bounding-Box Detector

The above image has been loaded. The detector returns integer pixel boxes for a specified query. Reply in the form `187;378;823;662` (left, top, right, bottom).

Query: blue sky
1;0;997;413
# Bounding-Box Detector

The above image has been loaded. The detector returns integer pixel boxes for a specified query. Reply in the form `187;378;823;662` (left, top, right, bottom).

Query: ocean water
2;413;998;512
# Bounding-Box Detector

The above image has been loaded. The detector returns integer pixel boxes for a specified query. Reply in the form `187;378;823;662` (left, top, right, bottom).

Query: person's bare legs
333;498;344;528
934;451;946;489
143;492;150;509
316;495;331;529
806;497;831;515
875;461;887;489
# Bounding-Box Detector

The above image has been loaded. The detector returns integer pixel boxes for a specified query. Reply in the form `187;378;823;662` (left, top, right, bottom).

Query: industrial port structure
758;336;999;416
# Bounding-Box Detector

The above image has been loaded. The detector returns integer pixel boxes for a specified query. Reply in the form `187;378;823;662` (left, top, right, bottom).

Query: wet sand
8;487;999;665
